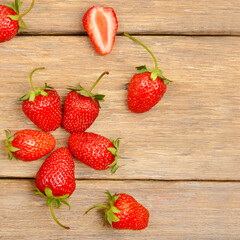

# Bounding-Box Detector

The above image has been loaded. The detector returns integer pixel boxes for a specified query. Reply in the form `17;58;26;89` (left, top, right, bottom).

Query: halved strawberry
83;6;118;56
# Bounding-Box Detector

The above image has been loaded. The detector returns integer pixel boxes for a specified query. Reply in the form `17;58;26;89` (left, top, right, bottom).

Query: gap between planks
18;33;240;37
2;177;240;183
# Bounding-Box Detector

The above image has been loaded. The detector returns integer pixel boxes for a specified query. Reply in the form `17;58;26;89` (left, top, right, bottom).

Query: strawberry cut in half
83;6;118;56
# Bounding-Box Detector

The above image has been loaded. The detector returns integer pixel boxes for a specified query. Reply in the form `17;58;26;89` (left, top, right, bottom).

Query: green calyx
124;33;172;85
34;187;71;230
4;129;20;160
84;190;121;227
19;67;53;102
67;71;109;107
7;0;35;33
107;138;121;174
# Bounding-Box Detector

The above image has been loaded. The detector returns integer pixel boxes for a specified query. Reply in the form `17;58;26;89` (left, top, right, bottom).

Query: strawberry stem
29;67;45;91
84;204;109;215
50;201;70;230
19;0;35;18
124;33;158;73
88;71;109;94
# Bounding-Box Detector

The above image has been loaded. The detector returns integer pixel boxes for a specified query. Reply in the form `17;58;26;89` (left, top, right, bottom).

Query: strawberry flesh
83;6;118;56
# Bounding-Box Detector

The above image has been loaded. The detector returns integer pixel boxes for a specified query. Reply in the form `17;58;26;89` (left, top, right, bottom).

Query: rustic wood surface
0;36;239;180
0;0;240;35
1;180;240;240
0;0;240;239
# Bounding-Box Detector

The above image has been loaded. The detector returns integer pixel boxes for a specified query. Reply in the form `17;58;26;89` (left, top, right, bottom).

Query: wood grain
0;36;239;180
0;0;240;35
1;180;240;240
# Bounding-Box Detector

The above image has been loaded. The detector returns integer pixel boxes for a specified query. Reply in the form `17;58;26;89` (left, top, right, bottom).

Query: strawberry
4;129;55;161
124;33;172;113
83;6;118;56
34;147;76;229
0;0;34;43
68;132;120;174
20;67;62;132
62;72;109;133
85;191;149;230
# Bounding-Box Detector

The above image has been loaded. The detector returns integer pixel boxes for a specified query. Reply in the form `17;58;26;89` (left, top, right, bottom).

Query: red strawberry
34;147;76;229
85;191;149;230
68;132;120;174
62;72;109;133
124;33;172;113
0;0;34;43
20;67;62;132
83;6;118;56
4;129;55;161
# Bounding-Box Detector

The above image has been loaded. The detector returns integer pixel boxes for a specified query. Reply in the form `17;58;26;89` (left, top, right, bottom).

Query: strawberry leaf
161;76;172;85
136;65;149;74
47;198;54;206
113;194;120;203
151;72;158;81
19;19;28;30
40;90;48;96
111;164;119;174
58;194;69;199
6;3;17;12
9;146;20;152
19;93;29;101
29;91;35;102
111;206;121;214
112;138;120;148
33;188;47;198
76;89;89;97
8;15;19;21
61;199;71;210
107;147;117;155
157;68;163;76
54;199;61;208
105;190;113;200
45;187;53;198
67;85;82;91
136;65;147;71
94;94;105;101
106;211;119;226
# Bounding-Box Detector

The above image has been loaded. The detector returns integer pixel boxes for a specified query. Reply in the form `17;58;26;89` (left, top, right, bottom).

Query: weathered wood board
0;0;240;238
0;0;240;34
0;36;239;180
1;180;240;240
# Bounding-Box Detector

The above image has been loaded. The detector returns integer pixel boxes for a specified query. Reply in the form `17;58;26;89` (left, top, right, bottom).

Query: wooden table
1;1;240;239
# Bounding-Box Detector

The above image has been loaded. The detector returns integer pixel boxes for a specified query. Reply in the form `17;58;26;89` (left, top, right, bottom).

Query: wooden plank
1;180;240;239
0;36;239;180
0;0;240;35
